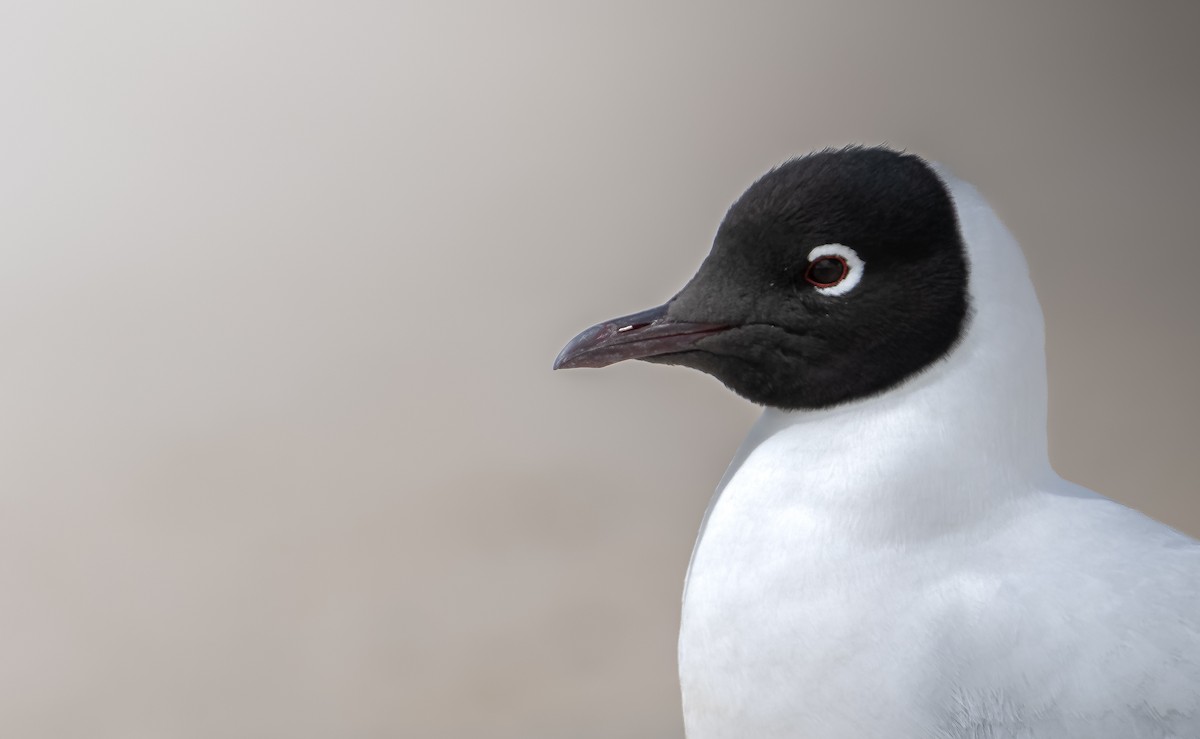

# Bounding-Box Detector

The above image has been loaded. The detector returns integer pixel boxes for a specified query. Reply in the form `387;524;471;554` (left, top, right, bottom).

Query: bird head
554;146;971;410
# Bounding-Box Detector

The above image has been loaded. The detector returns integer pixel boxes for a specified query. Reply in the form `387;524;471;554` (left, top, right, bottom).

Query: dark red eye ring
804;255;849;288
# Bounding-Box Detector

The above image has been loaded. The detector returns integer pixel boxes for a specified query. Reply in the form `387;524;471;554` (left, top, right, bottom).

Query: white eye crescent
804;244;864;296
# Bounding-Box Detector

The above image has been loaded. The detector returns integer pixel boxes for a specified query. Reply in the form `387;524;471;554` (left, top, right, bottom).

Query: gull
555;146;1200;738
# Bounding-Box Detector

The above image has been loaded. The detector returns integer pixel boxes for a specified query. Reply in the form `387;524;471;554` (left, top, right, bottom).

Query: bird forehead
725;147;949;231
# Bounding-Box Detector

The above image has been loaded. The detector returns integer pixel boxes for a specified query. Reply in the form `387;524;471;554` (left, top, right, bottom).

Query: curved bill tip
554;303;730;370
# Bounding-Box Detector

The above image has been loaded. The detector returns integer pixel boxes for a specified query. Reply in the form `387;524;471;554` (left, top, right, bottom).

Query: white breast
681;465;1200;738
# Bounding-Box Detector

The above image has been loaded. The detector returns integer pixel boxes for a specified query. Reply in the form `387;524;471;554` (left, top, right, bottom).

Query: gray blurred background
1;2;1197;737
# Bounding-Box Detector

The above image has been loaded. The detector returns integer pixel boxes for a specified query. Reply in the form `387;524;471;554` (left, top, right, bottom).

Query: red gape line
804;254;849;288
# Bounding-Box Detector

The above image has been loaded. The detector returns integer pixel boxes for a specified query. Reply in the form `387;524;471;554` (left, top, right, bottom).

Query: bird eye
804;256;848;287
804;244;864;296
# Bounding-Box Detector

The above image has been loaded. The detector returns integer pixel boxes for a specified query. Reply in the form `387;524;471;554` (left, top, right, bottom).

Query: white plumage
678;168;1200;738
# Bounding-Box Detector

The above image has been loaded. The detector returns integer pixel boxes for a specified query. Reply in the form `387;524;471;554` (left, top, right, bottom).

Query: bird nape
555;145;1200;739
